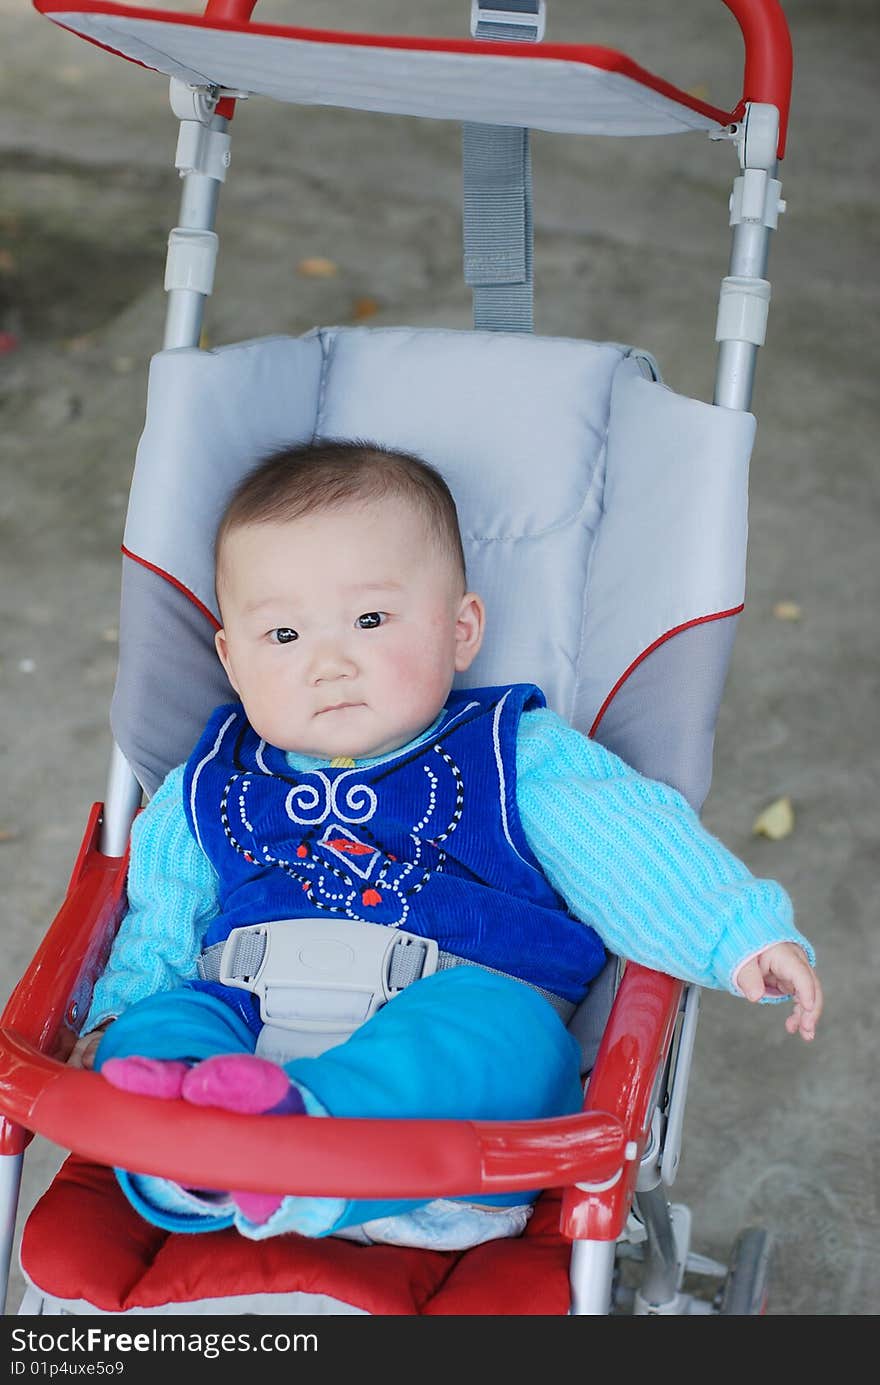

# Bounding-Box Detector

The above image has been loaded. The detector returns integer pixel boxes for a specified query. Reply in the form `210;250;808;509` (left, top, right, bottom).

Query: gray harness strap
462;2;543;333
462;122;534;333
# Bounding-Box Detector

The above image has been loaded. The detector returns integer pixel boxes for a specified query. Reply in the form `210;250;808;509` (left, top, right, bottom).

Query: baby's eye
270;627;298;644
355;612;385;629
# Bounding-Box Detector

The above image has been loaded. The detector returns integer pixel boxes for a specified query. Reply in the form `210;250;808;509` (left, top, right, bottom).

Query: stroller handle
723;0;793;154
201;0;793;155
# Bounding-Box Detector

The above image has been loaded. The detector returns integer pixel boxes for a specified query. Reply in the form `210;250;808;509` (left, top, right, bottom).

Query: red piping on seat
122;545;220;630
589;605;744;739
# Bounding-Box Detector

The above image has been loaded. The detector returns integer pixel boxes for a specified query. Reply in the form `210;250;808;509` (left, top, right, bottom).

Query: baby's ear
214;628;239;692
454;592;485;672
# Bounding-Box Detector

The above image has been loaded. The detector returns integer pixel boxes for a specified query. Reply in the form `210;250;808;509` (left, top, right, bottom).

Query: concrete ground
1;0;877;1316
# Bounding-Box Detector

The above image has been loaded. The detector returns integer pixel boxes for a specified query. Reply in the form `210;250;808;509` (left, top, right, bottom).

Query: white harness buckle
216;918;439;1040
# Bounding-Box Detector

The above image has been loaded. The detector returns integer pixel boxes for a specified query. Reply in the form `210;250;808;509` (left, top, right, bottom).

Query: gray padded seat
115;325;754;816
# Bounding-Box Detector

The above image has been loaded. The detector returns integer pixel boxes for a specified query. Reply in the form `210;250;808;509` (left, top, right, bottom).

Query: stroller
0;0;791;1315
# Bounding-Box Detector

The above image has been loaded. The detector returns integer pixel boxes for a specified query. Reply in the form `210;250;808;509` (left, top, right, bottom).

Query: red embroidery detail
362;889;382;907
328;838;374;856
296;844;308;858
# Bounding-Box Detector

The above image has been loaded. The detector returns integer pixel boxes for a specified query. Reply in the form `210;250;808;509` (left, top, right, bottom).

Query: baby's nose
310;639;357;682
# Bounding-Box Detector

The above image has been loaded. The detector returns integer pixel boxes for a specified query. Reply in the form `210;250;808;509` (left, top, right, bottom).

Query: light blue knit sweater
87;705;813;1028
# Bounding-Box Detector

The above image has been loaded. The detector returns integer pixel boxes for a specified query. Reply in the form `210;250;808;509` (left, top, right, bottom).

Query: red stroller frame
0;0;791;1316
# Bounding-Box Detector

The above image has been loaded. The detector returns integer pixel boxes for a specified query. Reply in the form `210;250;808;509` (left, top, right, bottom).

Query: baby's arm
67;765;219;1065
516;708;821;1040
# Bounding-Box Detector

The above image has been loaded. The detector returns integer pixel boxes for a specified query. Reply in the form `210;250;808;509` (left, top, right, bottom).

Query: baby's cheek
382;644;446;699
245;677;307;744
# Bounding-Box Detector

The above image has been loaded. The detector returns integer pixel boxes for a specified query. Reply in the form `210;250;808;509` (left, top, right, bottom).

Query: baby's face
214;497;484;760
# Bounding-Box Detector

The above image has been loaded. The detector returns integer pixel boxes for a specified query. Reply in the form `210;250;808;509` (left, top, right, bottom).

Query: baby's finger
792;966;822;1022
785;998;817;1041
737;957;766;1003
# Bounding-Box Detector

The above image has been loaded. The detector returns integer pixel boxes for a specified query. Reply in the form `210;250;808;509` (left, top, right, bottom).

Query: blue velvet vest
183;684;605;1027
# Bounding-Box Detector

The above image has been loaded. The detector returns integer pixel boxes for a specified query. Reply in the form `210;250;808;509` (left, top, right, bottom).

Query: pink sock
180;1053;305;1115
101;1056;189;1099
180;1053;306;1225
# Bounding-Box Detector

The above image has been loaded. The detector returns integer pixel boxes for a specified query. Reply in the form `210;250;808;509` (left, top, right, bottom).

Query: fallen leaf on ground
773;600;802;621
297;256;338;278
752;795;794;840
0;828;20;843
351;296;380;321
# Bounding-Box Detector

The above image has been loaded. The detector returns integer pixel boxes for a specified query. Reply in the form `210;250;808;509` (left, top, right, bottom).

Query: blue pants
96;968;583;1238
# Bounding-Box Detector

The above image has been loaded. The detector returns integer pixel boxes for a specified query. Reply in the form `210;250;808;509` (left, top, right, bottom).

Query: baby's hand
67;1021;114;1070
736;944;823;1042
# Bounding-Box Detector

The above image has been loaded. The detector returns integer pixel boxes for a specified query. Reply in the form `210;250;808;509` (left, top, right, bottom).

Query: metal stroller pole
162;83;231;350
100;742;144;857
100;82;233;855
0;1150;23;1315
632;1183;684;1311
713;103;785;414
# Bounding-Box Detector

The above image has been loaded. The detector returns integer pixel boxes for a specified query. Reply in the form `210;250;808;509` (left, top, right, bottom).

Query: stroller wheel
716;1227;772;1315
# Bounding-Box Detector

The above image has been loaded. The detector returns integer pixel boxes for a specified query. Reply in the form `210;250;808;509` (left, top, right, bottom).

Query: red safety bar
562;967;683;1239
0;808;681;1236
0;805;127;1156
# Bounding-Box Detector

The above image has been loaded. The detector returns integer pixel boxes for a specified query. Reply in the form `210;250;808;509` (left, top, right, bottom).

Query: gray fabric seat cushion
115;325;754;808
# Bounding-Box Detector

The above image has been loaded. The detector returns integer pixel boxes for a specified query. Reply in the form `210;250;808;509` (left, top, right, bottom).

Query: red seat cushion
21;1155;573;1315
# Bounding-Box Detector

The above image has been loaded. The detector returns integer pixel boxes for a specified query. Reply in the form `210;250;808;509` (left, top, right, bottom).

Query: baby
70;439;822;1248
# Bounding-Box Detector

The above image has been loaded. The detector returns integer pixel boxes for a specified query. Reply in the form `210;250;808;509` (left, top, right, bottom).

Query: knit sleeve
85;764;219;1028
515;707;815;995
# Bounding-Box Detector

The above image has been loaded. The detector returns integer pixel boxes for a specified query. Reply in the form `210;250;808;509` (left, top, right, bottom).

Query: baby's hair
215;438;467;589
